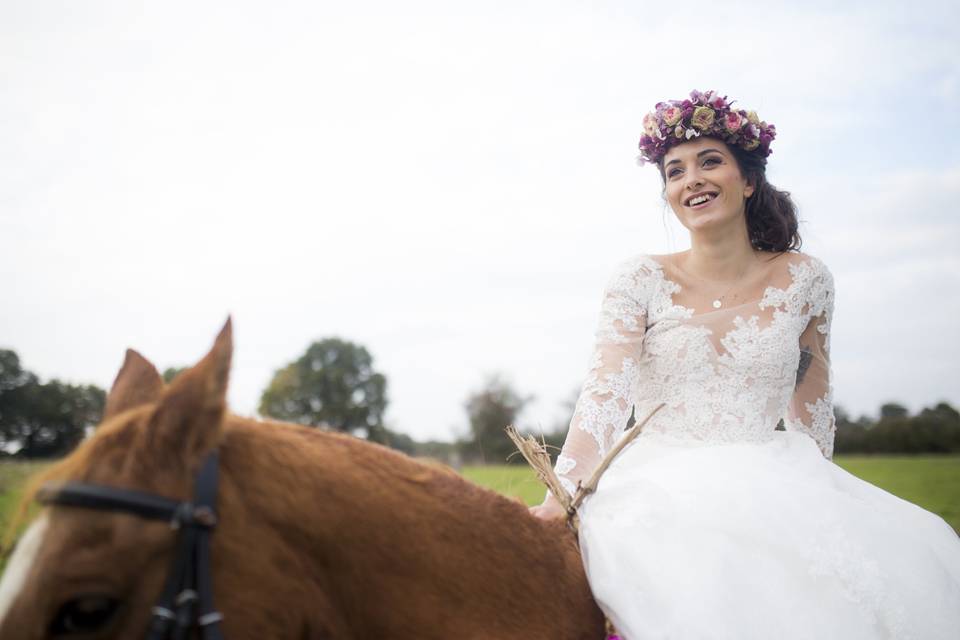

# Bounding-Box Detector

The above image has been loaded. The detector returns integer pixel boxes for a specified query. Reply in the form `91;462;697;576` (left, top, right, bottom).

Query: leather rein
36;451;225;640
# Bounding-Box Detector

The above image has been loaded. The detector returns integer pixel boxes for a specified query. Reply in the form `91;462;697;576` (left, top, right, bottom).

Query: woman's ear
744;180;755;199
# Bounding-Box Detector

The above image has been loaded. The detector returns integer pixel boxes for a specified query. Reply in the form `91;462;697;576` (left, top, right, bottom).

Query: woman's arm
533;258;650;517
783;259;836;459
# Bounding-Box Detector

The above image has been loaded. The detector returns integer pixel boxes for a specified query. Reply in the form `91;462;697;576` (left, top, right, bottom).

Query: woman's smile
685;191;719;209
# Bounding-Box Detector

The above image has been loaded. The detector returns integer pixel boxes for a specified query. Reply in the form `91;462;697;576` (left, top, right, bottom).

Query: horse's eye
49;595;119;635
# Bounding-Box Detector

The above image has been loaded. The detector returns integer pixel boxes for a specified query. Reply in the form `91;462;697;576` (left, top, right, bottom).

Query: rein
36;451;225;640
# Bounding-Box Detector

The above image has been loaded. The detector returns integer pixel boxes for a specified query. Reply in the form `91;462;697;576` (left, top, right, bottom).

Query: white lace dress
553;252;960;640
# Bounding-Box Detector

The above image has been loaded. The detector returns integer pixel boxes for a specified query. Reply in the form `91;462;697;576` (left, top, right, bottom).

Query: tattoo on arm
795;346;813;389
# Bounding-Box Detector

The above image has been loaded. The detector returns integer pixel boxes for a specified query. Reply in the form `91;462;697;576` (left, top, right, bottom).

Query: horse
0;319;605;639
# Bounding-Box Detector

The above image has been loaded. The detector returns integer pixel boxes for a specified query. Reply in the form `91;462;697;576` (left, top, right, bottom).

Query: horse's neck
217;419;599;639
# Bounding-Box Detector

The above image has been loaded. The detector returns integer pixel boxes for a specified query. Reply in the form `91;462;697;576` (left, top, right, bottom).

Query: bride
529;90;960;639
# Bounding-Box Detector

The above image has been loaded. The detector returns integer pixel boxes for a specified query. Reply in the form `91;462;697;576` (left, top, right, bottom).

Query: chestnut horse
0;320;604;639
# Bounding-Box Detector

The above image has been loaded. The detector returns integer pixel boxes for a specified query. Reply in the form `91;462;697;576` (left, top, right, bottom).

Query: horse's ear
147;318;232;463
103;349;164;421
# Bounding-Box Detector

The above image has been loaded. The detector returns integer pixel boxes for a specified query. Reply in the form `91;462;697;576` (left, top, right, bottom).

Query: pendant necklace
679;255;754;310
712;260;751;308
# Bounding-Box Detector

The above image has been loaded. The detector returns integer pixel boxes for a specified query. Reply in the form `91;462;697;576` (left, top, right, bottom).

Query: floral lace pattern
553;253;836;497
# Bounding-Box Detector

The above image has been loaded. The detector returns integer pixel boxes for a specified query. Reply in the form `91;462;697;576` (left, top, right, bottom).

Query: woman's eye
703;157;721;167
667;169;681;178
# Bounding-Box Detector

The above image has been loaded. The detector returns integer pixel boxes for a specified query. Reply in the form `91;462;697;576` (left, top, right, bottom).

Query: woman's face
661;137;754;234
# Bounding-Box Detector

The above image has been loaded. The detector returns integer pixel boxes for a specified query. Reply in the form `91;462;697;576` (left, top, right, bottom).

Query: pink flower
723;112;744;133
663;106;682;126
690;106;716;131
642;112;658;136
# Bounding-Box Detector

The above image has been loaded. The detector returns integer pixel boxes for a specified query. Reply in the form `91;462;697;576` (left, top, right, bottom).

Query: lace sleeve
783;259;836;460
546;258;650;504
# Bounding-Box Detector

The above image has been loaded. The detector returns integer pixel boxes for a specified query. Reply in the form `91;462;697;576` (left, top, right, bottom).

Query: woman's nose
684;169;704;191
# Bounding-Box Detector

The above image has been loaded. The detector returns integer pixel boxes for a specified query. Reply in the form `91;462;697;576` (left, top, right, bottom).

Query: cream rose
691;106;716;131
643;112;659;136
663;106;682;126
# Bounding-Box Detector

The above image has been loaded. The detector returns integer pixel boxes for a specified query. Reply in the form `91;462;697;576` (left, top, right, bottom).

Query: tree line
1;341;958;460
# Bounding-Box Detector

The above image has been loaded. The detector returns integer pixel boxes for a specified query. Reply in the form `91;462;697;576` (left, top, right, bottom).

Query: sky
2;0;958;444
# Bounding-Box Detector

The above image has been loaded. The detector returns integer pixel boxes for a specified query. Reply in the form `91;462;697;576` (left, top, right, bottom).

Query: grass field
2;455;958;553
0;460;48;542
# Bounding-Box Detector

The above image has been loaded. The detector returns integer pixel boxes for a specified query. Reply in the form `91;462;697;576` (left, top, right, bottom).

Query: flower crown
637;90;776;166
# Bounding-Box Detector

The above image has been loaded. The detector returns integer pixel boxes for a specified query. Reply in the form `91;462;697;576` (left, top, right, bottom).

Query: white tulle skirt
577;430;960;640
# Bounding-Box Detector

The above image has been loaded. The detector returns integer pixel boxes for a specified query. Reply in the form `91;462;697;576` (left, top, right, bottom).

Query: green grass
461;464;550;506
833;455;960;533
0;460;48;537
0;461;49;573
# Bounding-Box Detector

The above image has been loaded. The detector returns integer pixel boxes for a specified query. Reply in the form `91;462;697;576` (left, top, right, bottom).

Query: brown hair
658;138;802;253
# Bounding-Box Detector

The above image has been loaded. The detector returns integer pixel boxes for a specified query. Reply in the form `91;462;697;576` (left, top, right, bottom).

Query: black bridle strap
193;454;224;640
36;483;183;523
37;451;224;640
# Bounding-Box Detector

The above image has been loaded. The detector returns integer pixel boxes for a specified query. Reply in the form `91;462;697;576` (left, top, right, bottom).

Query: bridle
36;451;225;640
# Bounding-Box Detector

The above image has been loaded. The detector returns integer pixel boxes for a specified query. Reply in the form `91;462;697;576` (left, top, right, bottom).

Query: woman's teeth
688;193;716;206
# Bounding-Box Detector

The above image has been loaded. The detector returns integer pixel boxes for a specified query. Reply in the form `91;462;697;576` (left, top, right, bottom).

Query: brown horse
0;320;604;639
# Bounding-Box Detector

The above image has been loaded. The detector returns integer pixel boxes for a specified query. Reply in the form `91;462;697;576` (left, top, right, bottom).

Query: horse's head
0;319;234;639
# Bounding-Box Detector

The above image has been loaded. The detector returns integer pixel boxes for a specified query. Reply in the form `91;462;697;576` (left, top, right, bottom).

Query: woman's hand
528;497;567;521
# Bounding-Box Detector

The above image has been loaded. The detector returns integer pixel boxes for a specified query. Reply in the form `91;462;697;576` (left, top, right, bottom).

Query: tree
460;373;533;464
259;338;388;440
0;349;105;457
162;367;187;383
833;403;871;454
0;350;38;451
879;402;909;420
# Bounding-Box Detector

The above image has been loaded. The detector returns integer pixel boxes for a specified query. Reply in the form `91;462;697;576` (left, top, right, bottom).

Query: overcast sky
2;0;958;444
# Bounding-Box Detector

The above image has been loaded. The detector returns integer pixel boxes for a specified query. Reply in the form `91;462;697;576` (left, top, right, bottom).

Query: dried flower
691;106;716;131
663;106;683;126
723;112;744;133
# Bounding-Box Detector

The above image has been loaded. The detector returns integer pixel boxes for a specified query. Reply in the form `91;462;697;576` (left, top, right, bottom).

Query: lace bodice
553;251;836;498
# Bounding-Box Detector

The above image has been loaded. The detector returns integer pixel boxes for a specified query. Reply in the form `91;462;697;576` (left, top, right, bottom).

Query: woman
530;90;960;639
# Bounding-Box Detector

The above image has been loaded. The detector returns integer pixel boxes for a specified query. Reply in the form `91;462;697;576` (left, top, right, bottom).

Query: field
0;460;48;542
2;455;958;554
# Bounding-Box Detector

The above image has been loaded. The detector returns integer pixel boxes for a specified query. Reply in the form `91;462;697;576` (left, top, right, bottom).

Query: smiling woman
528;89;960;639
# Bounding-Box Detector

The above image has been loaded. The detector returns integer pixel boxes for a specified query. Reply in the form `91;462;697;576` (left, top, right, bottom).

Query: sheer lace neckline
642;252;804;319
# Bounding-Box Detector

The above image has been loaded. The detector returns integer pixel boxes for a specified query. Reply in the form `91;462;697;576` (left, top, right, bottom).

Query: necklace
677;254;755;310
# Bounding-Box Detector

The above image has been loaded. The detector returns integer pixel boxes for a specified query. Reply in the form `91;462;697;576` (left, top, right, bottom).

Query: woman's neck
683;229;760;282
